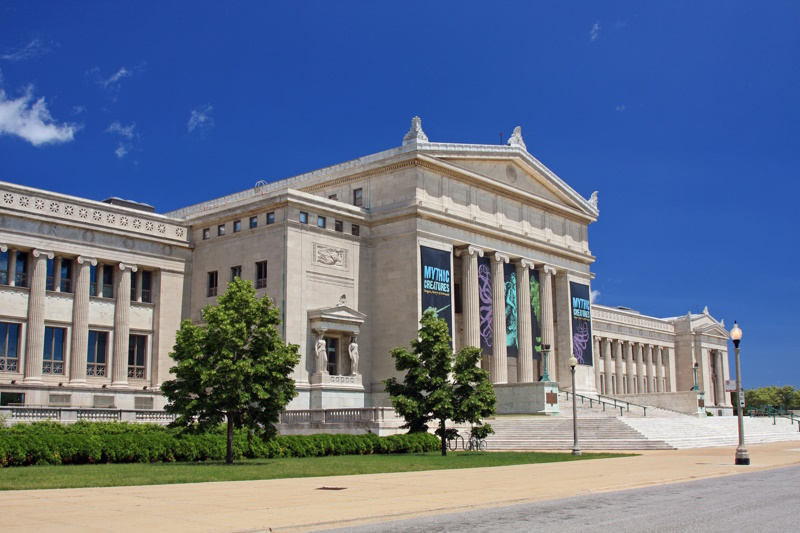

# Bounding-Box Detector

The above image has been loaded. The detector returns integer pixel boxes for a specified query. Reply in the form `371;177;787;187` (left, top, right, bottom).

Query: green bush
0;422;440;467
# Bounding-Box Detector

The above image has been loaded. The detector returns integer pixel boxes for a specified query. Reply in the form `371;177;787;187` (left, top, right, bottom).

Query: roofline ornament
507;126;527;151
402;116;429;145
589;191;599;210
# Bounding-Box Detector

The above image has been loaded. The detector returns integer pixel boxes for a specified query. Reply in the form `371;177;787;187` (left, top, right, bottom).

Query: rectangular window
267;212;275;225
352;224;360;236
334;220;343;232
46;257;55;291
60;258;72;293
0;392;24;406
249;216;258;229
328;194;338;201
207;271;218;297
0;250;8;285
233;220;241;233
255;261;267;289
128;335;147;379
353;188;363;207
454;283;462;314
230;265;242;281
299;212;308;224
203;228;210;240
101;265;114;298
0;322;21;372
218;224;226;237
141;271;152;303
326;337;338;375
43;326;66;374
87;330;108;377
317;216;326;229
14;252;28;288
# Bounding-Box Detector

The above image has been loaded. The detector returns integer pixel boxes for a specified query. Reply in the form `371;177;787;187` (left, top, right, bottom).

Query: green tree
744;385;800;412
383;310;497;456
161;278;300;464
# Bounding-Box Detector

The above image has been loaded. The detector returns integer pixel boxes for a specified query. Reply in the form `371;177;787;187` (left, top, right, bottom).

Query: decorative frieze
312;243;348;269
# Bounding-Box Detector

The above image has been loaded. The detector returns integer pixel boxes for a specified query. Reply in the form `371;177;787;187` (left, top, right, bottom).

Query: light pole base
572;448;582;456
735;454;750;466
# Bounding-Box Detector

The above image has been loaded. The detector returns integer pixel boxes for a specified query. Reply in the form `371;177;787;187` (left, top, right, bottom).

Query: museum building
0;117;733;426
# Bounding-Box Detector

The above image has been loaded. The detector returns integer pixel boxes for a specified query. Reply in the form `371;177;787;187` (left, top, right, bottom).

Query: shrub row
0;422;440;467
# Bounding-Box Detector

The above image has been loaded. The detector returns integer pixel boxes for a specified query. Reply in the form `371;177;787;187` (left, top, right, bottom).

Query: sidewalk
3;441;800;533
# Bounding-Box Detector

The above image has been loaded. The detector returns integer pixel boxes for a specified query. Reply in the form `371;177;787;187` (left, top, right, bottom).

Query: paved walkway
3;441;800;533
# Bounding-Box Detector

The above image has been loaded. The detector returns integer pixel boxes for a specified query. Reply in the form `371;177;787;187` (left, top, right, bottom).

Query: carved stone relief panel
312;243;348;270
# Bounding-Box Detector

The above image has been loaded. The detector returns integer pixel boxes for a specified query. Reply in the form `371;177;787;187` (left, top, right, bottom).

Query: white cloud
71;105;86;115
616;105;626;112
187;104;214;135
590;22;601;41
0;84;80;146
1;38;50;62
590;290;601;304
87;66;139;97
114;143;130;159
106;121;135;139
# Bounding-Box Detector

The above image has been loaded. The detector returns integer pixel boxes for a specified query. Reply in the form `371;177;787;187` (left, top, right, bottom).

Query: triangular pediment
690;314;730;339
427;153;598;220
308;304;366;323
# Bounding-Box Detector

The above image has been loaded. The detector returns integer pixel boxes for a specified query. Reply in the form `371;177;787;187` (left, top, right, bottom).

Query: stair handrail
748;405;800;431
560;389;647;417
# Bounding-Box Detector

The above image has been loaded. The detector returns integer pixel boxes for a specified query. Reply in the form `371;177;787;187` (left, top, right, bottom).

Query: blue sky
1;2;798;388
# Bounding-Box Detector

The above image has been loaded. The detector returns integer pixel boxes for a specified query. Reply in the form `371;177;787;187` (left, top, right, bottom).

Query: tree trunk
226;414;234;464
440;419;447;456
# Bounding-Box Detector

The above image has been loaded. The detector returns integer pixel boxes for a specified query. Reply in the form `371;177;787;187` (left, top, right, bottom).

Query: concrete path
2;441;800;533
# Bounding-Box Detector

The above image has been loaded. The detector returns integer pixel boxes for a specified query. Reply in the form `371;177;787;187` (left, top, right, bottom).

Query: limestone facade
0;118;731;417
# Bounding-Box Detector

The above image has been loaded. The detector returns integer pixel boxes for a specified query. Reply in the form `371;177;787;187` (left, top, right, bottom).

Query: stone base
308;373;365;409
610;391;711;416
494;381;560;415
309;372;362;387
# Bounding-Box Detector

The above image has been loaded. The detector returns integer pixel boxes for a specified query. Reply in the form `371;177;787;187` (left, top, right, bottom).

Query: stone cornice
592;305;675;334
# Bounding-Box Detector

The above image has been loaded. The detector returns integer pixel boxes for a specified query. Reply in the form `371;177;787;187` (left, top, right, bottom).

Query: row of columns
458;245;557;385
594;337;670;395
7;245;141;388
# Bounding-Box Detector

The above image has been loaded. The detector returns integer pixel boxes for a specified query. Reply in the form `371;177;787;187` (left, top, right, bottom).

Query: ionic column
0;244;6;284
111;263;137;387
646;344;656;393
456;245;484;350
8;249;17;286
624;341;634;394
516;259;535;383
714;350;725;405
53;256;62;292
656;346;665;393
69;256;96;386
490;252;509;384
636;344;646;394
603;338;612;395
540;265;556;381
23;249;54;383
614;340;624;395
593;336;602;392
663;347;672;391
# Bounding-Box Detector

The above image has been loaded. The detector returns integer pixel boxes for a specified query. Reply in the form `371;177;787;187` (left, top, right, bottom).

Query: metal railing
561;390;648;417
748;406;800;431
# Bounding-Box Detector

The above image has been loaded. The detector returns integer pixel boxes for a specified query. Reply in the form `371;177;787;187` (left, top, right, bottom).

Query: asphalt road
326;465;799;533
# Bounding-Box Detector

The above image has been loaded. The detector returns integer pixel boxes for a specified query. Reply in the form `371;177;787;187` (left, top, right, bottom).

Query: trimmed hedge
0;422;440;467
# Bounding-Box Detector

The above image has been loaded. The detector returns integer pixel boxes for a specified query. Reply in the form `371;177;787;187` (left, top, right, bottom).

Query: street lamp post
691;362;700;391
540;343;551;382
730;321;749;465
569;356;581;456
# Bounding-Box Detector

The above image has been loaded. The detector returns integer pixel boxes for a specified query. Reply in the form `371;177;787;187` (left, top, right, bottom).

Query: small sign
739;391;745;408
724;379;736;392
545;392;558;405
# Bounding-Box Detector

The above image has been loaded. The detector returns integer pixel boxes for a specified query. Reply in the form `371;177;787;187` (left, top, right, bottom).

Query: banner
569;281;593;366
477;255;492;354
503;263;518;358
530;269;542;361
420;246;453;340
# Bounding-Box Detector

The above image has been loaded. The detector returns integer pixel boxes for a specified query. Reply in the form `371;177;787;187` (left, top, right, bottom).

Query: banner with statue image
503;263;519;358
477;255;492;354
569;281;593;365
530;269;542;361
420;246;453;340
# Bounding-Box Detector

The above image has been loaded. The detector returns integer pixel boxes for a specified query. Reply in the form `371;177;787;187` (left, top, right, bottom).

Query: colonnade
1;243;150;388
592;336;672;395
457;245;559;385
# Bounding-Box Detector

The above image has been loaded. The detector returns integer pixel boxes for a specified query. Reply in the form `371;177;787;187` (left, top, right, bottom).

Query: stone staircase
483;392;800;451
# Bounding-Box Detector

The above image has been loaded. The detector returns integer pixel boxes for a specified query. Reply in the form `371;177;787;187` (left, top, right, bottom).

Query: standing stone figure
315;336;327;373
348;339;359;376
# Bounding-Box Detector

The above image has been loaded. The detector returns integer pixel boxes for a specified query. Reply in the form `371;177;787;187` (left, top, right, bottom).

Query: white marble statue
348;339;359;376
315;337;327;373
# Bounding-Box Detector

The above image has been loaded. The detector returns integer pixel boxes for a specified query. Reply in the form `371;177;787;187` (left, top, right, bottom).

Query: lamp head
542;343;551;352
569;356;578;368
730;321;742;347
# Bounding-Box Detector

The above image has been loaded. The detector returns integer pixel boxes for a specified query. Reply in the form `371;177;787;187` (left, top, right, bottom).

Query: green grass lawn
0;451;632;491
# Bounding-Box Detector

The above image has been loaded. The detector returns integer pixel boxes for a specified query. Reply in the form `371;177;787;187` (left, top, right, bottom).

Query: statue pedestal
309;372;364;409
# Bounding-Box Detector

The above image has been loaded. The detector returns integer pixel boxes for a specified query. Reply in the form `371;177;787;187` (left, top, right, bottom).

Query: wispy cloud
590;290;601;304
87;65;142;100
187;103;214;136
590;22;601;41
616;105;626;112
105;121;137;158
1;38;51;62
0;83;81;146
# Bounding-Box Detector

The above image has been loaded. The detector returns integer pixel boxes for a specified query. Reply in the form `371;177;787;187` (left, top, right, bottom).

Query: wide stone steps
484;417;675;450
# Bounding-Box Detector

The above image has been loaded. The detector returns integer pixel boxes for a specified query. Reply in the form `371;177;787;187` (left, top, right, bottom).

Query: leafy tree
161;278;300;464
744;385;800;412
383;310;497;456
